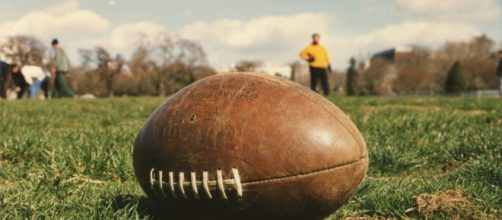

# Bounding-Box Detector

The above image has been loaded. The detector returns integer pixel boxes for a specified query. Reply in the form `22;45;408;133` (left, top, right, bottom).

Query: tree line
345;35;501;95
0;34;216;97
1;34;499;97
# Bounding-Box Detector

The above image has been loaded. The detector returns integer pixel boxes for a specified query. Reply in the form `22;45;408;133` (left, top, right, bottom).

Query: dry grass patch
342;217;399;220
415;188;476;219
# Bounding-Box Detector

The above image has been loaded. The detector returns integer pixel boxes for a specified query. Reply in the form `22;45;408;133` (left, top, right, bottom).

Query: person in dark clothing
309;66;330;95
41;76;50;99
0;60;11;99
497;50;502;95
299;33;332;96
10;64;30;99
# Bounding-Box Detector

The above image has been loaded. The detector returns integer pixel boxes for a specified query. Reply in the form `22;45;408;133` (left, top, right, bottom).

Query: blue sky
1;0;501;69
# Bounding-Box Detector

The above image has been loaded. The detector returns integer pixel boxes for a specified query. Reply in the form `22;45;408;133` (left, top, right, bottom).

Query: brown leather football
133;72;368;219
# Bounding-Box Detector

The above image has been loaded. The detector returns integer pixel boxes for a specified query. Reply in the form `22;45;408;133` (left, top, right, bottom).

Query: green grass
1;96;501;219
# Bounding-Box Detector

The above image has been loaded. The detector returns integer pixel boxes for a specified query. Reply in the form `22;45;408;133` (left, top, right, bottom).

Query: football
133;72;368;219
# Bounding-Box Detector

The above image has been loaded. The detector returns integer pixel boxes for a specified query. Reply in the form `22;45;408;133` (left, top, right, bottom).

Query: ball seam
241;156;367;186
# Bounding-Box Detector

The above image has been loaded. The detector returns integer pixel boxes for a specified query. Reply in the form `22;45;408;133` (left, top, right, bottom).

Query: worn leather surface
133;72;368;219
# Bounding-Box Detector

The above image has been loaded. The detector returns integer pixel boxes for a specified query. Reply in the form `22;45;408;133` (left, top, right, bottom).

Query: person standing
12;65;50;99
497;50;502;96
51;38;74;98
10;64;30;99
0;60;11;99
299;33;332;96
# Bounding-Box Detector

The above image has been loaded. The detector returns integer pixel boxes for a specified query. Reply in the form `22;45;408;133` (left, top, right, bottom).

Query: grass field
1;96;501;219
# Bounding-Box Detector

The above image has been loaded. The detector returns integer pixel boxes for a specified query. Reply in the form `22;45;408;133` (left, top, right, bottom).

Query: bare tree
436;35;498;90
129;40;157;95
234;60;262;72
78;47;124;96
346;57;359;96
365;35;499;95
145;34;211;95
0;35;46;65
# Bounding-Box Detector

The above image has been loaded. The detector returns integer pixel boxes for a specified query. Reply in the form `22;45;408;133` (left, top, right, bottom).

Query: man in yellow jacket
299;33;331;95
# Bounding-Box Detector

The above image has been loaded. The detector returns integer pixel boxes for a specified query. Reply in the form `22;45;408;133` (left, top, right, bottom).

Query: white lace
149;168;243;199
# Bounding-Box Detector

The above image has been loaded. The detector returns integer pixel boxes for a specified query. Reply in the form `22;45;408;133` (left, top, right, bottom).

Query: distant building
367;46;414;95
372;46;413;63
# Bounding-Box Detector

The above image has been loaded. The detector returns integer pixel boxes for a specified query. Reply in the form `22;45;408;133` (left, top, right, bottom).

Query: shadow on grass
108;194;237;219
108;194;211;219
108;194;334;220
107;193;270;220
108;194;165;219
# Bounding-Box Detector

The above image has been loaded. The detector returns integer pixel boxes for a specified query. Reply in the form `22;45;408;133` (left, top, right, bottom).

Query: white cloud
0;0;168;65
352;21;481;53
9;10;110;36
0;1;111;43
179;12;483;69
109;22;167;50
395;0;502;21
180;12;336;66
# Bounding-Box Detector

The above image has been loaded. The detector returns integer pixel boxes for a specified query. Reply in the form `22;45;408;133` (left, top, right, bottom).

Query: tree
346;57;358;96
437;35;498;90
0;35;46;65
363;74;375;95
288;61;310;86
129;37;157;95
152;35;210;95
445;61;466;94
234;60;262;72
78;47;125;96
289;61;301;81
127;33;213;96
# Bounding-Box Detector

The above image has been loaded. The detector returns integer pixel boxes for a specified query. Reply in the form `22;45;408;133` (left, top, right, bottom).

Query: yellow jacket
299;44;330;68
